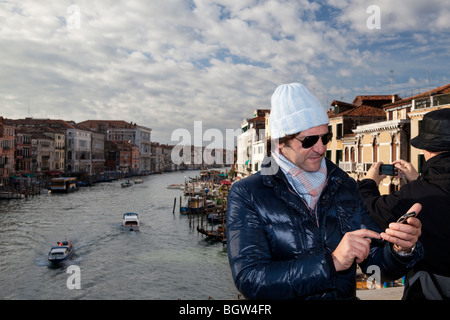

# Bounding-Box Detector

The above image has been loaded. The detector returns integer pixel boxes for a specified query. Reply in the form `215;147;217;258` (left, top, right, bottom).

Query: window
372;138;378;162
336;150;342;165
336;123;343;139
391;135;397;161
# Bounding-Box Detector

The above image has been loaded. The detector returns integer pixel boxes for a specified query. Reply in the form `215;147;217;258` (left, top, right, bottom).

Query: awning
46;171;63;176
23;173;36;178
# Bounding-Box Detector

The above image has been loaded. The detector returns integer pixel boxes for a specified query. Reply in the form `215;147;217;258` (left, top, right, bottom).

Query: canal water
0;170;239;300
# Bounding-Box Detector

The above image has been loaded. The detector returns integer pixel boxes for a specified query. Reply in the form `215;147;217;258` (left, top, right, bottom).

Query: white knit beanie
269;83;329;140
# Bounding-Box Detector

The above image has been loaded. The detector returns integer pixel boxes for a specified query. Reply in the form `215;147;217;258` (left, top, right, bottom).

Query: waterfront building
150;142;164;173
104;140;139;175
15;131;32;174
160;144;177;172
0;117;16;187
8;118;76;174
348;84;450;195
235;109;268;178
385;83;450;174
31;132;55;173
78;120;152;175
90;131;106;175
7;118;105;176
66;127;93;174
42;130;66;173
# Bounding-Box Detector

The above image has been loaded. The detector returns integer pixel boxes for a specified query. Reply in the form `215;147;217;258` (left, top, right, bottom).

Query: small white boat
134;178;143;184
122;212;139;231
48;240;74;265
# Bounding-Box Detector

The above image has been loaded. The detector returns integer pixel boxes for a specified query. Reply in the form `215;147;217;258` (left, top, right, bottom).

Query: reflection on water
0;170;238;300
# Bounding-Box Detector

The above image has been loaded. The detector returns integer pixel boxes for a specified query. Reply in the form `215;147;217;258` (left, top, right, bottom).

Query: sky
1;0;449;146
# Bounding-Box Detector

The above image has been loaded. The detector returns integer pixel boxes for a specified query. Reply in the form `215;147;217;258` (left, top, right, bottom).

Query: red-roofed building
350;84;450;194
327;99;388;167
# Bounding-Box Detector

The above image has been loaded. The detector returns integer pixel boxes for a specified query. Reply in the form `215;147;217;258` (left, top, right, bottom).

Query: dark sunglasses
294;132;332;149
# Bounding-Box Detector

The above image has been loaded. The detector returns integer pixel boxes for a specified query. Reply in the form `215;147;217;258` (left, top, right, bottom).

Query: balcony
339;162;356;172
339;162;373;173
356;162;374;173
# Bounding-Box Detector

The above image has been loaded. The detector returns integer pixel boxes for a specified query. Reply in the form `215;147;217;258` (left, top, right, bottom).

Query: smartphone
396;211;416;224
371;211;417;246
379;164;398;176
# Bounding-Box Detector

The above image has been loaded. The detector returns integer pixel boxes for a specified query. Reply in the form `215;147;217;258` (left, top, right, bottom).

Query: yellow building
354;84;450;195
400;85;450;172
327;84;450;195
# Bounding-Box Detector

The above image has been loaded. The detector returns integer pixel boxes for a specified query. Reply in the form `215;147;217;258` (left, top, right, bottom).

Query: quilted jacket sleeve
358;178;416;229
357;193;424;281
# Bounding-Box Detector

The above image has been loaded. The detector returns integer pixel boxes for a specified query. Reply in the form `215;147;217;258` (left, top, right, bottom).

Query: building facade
0;117;16;186
78;120;152;174
235;109;268;178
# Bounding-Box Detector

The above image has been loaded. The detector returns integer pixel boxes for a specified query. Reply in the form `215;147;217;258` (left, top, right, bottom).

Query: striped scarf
272;151;327;210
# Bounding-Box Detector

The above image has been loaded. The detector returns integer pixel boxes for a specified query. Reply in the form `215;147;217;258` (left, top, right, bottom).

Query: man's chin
305;157;323;172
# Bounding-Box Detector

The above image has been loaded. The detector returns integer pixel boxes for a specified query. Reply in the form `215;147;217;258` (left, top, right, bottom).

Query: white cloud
330;0;450;33
0;0;449;144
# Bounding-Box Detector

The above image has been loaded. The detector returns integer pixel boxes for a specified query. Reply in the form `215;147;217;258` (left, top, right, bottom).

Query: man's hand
365;162;385;186
392;159;419;182
381;203;422;254
332;229;381;272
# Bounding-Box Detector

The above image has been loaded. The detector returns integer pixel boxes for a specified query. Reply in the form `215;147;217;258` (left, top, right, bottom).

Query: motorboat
122;212;140;231
121;180;133;188
134;178;143;184
48;240;74;264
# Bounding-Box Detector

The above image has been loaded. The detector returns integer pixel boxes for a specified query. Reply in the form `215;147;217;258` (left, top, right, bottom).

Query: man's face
279;124;328;172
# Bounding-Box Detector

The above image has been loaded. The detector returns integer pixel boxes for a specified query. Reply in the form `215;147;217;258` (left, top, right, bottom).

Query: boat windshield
50;251;65;256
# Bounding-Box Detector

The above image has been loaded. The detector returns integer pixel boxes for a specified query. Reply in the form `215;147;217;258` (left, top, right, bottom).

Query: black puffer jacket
227;158;423;299
358;151;450;277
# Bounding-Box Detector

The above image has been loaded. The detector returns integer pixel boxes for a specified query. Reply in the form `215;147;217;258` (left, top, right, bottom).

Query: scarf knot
273;151;327;210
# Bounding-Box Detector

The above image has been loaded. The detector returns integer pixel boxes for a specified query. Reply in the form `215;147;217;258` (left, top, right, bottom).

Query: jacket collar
421;151;450;191
261;156;344;189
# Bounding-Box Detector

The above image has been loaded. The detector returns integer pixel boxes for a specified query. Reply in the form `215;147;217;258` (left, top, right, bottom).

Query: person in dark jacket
358;108;450;299
226;83;423;300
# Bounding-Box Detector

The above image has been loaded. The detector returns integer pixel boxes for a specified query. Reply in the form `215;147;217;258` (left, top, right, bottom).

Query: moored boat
48;240;74;264
122;212;140;231
50;177;78;193
180;196;215;214
0;191;25;199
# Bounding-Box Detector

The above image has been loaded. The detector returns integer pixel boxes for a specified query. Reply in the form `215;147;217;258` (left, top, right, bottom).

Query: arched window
372;137;378;163
391;134;397;162
358;139;363;163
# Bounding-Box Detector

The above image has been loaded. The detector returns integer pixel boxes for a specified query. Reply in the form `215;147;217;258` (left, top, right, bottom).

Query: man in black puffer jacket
358;108;450;299
226;83;423;300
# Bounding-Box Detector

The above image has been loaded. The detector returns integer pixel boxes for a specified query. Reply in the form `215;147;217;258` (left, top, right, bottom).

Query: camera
379;164;398;176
